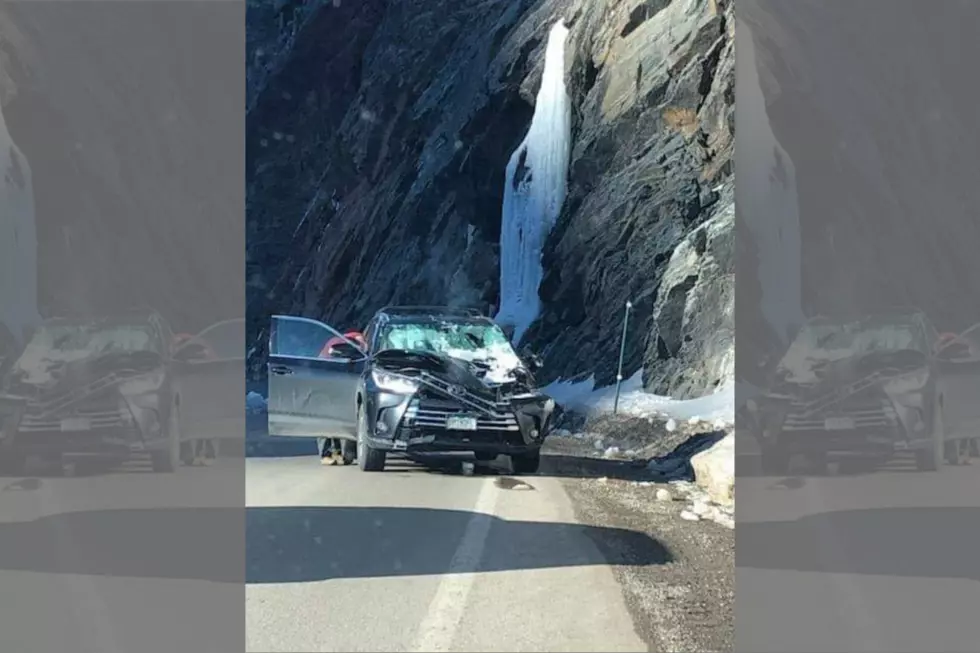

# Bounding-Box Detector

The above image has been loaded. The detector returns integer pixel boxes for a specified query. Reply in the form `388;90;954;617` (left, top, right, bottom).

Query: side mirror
325;342;364;361
936;341;971;362
173;341;210;362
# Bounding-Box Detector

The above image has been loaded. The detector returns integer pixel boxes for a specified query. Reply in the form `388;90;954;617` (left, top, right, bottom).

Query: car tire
916;403;944;472
152;402;181;473
759;443;790;476
0;448;26;476
356;406;385;472
511;449;541;475
342;439;357;466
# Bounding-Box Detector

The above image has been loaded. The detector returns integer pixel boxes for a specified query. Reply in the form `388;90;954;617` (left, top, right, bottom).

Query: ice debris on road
542;370;734;425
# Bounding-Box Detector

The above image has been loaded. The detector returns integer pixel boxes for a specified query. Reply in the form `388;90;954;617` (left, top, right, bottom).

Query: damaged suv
266;306;556;473
747;311;980;474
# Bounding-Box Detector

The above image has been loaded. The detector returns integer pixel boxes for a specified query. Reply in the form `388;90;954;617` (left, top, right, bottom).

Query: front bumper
756;396;932;457
364;390;554;455
1;398;166;458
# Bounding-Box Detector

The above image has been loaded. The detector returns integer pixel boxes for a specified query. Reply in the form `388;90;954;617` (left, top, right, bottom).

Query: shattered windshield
25;323;157;356
11;322;160;385
377;319;524;383
379;321;512;357
777;318;923;383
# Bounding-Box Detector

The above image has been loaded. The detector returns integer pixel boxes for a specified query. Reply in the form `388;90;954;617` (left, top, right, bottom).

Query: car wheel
916;404;944;472
759;443;790;476
152;402;181;473
511;449;541;475
356;406;385;472
341;439;357;466
0;447;26;476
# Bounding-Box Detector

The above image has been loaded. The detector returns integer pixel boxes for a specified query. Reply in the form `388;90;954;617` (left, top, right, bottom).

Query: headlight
883;368;930;395
544;397;556;413
119;371;166;397
371;369;419;394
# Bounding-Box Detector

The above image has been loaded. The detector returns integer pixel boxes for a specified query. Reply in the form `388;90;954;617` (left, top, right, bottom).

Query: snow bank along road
246;455;652;652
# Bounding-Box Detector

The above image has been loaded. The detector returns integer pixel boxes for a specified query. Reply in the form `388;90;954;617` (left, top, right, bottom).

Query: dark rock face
0;3;243;333
246;0;735;396
741;1;980;337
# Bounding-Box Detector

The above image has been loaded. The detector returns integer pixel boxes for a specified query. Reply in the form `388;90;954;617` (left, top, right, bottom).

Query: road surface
737;456;980;652
0;457;243;653
245;455;648;652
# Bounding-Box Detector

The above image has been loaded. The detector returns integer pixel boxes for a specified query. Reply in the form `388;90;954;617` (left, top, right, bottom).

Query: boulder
690;432;733;506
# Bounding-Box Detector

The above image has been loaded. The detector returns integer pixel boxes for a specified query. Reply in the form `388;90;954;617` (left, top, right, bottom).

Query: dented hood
6;347;163;399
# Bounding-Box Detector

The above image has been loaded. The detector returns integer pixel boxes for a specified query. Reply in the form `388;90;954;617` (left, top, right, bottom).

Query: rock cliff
0;3;242;333
246;0;734;397
740;0;980;346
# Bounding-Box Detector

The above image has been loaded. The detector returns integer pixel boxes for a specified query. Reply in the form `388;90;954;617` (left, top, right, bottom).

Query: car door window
193;319;245;360
270;315;364;361
945;323;980;361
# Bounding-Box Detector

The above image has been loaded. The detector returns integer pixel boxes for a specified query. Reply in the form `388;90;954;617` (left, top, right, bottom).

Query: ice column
735;20;805;344
0;103;40;345
495;20;571;344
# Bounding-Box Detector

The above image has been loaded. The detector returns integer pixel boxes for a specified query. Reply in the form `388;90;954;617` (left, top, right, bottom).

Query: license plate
60;417;92;432
446;415;477;431
824;416;855;431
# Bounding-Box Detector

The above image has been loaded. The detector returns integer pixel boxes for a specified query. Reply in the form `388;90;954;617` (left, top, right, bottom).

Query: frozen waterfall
495;20;571;344
0;103;40;346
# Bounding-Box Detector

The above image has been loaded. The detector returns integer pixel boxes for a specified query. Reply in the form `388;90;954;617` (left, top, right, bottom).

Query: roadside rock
690;431;733;506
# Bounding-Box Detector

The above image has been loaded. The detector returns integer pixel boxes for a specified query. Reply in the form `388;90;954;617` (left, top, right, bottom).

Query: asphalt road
737;456;980;652
0;456;244;653
245;454;650;652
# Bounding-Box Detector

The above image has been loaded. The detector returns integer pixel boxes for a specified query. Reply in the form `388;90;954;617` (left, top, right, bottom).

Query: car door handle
269;365;293;376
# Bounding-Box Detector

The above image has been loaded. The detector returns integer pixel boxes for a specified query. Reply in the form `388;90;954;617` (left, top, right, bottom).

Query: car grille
18;399;132;433
782;396;896;432
404;397;519;432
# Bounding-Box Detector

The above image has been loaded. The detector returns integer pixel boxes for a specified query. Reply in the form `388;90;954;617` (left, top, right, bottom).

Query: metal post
613;300;633;415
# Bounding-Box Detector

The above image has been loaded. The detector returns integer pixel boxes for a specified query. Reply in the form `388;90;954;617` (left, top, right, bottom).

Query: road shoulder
543;452;734;652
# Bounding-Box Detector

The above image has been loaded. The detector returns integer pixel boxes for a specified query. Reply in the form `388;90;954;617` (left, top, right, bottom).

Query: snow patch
542;370;735;424
495;20;572;344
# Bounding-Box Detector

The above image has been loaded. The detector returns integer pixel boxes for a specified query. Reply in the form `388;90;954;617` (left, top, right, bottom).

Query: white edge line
411;478;499;652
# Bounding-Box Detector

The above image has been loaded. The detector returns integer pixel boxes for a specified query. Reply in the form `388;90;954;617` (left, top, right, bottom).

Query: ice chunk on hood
444;342;525;384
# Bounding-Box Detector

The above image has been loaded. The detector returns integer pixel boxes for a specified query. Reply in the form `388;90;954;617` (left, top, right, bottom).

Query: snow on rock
494;20;571;345
690;432;734;506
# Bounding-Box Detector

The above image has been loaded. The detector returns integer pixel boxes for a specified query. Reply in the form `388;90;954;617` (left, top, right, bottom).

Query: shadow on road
0;508;245;583
0;504;671;584
246;505;673;584
738;507;980;580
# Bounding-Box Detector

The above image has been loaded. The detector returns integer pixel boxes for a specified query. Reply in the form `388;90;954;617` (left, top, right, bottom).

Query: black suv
265;306;557;473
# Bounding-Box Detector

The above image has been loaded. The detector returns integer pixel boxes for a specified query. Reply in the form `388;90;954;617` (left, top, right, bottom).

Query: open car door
934;322;980;440
267;315;366;439
172;318;246;451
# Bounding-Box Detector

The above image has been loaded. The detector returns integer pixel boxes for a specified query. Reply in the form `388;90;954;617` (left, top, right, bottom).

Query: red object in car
319;331;366;358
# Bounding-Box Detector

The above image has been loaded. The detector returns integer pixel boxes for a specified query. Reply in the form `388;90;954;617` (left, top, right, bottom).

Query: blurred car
0;310;182;472
0;312;245;473
747;310;980;474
